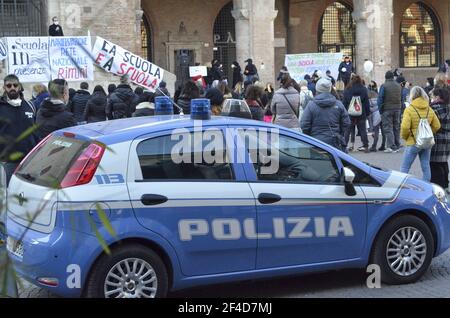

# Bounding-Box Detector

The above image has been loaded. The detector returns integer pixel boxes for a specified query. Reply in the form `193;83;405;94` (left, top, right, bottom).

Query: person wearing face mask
36;79;76;141
49;16;64;37
0;75;38;184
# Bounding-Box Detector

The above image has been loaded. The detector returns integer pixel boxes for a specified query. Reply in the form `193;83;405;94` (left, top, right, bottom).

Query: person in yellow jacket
400;86;441;181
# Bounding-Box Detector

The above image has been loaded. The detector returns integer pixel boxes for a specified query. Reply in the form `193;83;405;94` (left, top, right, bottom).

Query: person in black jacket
231;61;243;89
244;59;258;83
84;85;107;123
0;75;38;184
106;75;136;120
70;82;91;125
176;80;200;115
133;92;155;117
338;56;354;87
343;75;371;152
49;16;64;36
36;79;76;141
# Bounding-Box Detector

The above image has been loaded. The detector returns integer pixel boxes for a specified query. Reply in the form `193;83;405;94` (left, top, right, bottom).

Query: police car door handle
141;194;168;206
258;193;282;205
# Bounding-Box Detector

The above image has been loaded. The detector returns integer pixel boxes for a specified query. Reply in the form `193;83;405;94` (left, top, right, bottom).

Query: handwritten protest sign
92;36;164;91
49;37;94;81
7;37;51;83
285;53;343;83
189;66;207;77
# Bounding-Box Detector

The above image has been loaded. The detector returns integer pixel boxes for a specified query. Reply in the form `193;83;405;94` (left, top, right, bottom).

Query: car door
237;127;368;269
127;127;257;277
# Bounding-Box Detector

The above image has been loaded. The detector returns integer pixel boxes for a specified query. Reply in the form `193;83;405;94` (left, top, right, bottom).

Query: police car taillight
191;99;211;120
60;143;105;188
14;133;53;175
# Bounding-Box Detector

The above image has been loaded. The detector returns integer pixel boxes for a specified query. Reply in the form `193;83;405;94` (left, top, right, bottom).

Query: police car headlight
432;184;448;203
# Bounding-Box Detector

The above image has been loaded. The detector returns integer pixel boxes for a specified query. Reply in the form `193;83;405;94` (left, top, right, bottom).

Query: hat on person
316;78;332;94
245;58;253;64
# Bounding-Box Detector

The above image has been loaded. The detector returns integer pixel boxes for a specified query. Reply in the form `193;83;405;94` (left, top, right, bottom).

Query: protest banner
7;37;51;83
49;37;94;81
92;36;164;91
0;39;7;62
189;66;207;78
285;53;343;83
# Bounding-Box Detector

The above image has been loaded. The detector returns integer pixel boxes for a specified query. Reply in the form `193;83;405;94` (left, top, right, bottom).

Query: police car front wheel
371;215;434;285
85;244;169;298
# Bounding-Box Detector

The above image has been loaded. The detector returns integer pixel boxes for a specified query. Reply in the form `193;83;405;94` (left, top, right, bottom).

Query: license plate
6;237;24;259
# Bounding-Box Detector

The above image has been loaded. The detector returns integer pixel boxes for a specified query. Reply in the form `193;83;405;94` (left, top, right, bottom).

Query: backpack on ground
411;106;435;149
348;96;363;117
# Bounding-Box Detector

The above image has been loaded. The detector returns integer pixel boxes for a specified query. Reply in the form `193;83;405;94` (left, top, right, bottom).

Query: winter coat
70;90;91;123
177;96;193;115
232;65;243;88
246;99;264;121
338;62;353;81
430;100;450;162
33;92;49;112
0;97;38;163
378;79;402;113
49;24;64;36
244;63;258;76
271;87;301;129
36;99;76;141
133;102;155;117
84;92;107;123
300;87;314;110
300;93;351;149
106;84;135;120
401;97;441;146
343;84;371;118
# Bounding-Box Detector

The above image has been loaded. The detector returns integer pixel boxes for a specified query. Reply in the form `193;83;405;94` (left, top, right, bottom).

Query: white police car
5;100;450;298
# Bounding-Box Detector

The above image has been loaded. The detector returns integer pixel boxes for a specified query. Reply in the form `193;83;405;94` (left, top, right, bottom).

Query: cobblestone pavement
7;146;450;298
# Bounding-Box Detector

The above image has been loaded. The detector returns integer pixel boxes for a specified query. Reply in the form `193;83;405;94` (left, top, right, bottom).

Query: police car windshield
15;136;87;188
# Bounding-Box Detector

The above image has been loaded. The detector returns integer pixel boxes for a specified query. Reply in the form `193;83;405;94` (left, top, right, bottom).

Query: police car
5;100;450;298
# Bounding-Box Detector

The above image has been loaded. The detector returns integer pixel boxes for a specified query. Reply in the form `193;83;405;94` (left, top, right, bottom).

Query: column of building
353;0;394;86
232;0;278;84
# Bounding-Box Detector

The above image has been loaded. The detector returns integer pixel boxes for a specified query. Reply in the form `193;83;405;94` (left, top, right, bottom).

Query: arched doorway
213;1;236;85
141;14;153;62
318;1;355;60
400;2;441;68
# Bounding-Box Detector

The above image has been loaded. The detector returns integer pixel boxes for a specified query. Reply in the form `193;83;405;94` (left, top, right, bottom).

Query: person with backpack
299;80;314;111
400;86;441;181
343;75;371;153
430;88;450;190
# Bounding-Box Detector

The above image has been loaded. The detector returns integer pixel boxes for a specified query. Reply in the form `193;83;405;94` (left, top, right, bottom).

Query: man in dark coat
36;79;76;141
0;75;38;184
106;75;136;120
49;16;64;36
244;59;258;83
70;82;91;125
338;56;354;87
231;61;243;89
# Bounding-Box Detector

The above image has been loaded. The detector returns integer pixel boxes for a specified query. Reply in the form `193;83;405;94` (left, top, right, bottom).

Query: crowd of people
2;57;450;192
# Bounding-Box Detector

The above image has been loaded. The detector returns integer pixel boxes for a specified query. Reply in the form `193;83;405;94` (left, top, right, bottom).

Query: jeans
401;146;431;181
345;117;369;148
372;124;381;149
382;110;401;149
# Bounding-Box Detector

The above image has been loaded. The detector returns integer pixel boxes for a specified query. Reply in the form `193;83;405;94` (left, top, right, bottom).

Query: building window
318;1;355;60
141;14;152;62
400;2;440;68
0;0;43;36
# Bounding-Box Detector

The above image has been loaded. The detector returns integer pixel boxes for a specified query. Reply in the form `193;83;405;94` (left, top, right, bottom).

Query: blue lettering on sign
95;174;125;185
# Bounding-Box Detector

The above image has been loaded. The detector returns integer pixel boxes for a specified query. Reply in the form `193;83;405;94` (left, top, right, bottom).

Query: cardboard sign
190;66;207;77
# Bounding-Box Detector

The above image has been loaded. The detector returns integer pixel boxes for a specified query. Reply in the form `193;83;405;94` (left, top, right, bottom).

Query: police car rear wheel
371;215;434;285
85;244;168;298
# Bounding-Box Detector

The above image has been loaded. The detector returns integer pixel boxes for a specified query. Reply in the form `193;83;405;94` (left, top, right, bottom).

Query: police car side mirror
342;167;357;197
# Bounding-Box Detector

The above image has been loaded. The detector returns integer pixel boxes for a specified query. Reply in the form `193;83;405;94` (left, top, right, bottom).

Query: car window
240;130;340;184
342;160;381;186
136;131;234;181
